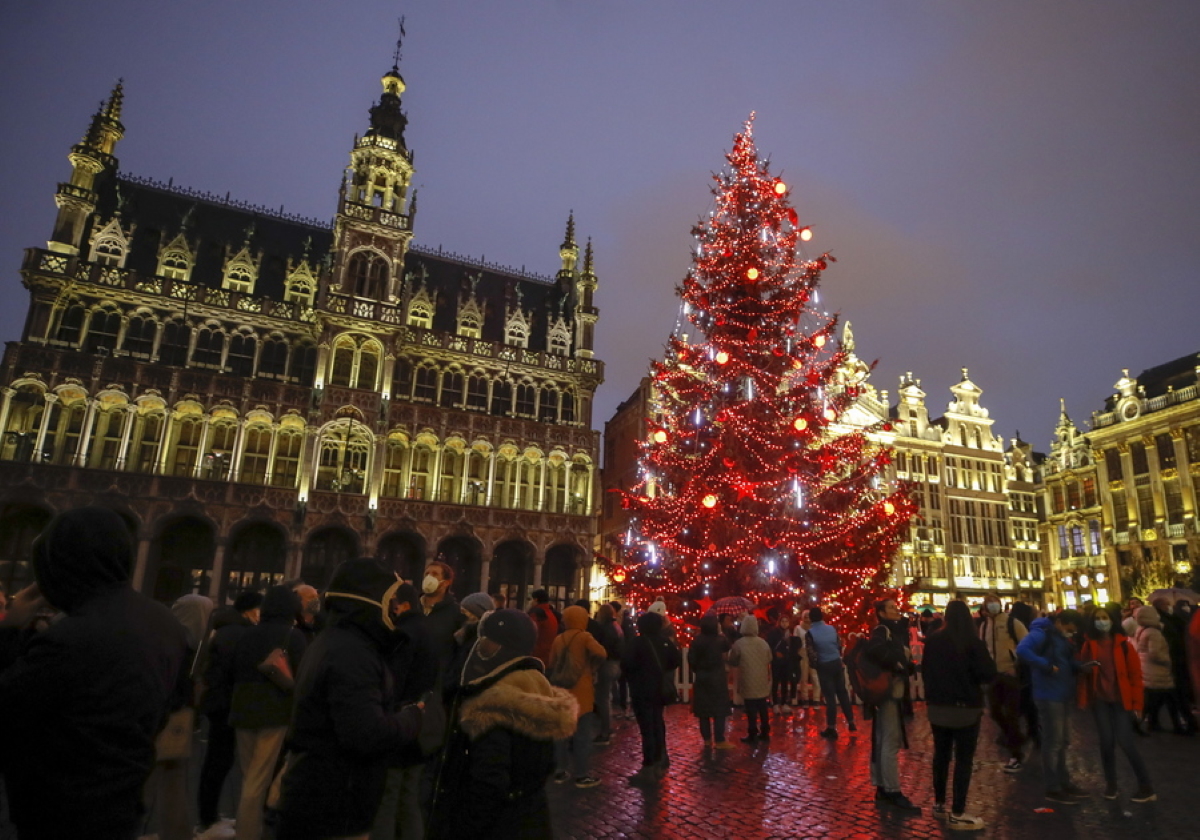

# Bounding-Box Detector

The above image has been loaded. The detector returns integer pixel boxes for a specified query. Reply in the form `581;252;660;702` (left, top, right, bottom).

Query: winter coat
863;620;913;703
977;613;1027;674
688;615;731;719
276;559;423;840
229;585;307;730
1016;617;1083;702
199;611;254;716
622;611;682;706
806;620;842;664
772;631;802;680
1078;635;1144;712
728;615;772;700
548;605;606;716
1134;606;1174;690
387;608;439;767
529;602;559;666
0;507;188;840
920;630;996;709
423;595;466;683
430;657;576;840
595;616;624;661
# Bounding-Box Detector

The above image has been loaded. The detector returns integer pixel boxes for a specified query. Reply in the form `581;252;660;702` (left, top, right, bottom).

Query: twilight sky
2;1;1199;452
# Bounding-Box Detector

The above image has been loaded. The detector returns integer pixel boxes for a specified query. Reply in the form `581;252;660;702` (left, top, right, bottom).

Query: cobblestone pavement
547;702;1198;839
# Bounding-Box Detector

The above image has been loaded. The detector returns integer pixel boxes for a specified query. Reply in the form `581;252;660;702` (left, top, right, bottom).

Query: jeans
633;701;667;766
1092;701;1151;787
988;673;1025;760
595;661;620;738
1034;700;1072;793
743;697;770;737
931;721;980;814
555;711;596;778
816;660;854;729
869;699;901;792
198;711;237;828
698;716;727;743
369;764;424;840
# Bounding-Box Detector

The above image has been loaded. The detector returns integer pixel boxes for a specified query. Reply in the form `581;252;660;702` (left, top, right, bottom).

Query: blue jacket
1015;617;1081;702
807;621;842;664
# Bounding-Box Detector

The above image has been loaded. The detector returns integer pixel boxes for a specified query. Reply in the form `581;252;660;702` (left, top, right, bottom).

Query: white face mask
1095;620;1112;633
986;602;1001;615
422;574;441;595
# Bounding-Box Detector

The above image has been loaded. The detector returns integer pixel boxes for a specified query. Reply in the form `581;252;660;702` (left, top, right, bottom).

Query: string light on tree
606;115;916;632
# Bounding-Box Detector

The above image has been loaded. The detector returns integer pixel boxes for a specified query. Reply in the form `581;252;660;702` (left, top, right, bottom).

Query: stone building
1041;355;1200;608
0;61;603;608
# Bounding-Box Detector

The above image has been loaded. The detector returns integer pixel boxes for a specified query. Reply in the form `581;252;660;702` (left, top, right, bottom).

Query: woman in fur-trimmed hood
429;609;577;840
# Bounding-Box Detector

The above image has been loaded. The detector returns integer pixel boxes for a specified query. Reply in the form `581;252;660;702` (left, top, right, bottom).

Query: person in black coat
920;599;998;830
0;506;188;840
622;611;682;784
688;612;733;747
276;559;424;840
429;609;576;840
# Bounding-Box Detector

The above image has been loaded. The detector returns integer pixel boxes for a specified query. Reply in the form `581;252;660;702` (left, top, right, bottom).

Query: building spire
102;79;124;122
562;211;577;250
583;237;594;275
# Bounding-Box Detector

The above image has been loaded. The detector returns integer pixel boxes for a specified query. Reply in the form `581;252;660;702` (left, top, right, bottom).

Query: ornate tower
329;64;415;303
49;82;125;255
575;236;599;358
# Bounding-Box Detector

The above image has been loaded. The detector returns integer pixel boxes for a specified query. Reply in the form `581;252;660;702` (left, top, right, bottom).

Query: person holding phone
1077;603;1155;803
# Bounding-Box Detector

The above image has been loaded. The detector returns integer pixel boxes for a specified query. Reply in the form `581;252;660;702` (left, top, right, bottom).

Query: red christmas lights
604;117;916;633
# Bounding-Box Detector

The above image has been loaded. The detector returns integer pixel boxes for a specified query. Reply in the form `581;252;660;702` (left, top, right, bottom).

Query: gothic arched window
123;314;156;358
84;308;122;354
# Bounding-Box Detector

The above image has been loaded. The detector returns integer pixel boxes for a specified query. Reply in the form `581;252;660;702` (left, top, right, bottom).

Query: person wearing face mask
420;561;465;684
448;592;496;687
428;609;576;840
275;559;425;840
977;593;1028;773
1077;603;1155;802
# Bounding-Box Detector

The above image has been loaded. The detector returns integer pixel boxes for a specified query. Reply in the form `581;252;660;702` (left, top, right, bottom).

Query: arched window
515;383;537;418
440;371;464;408
192;326;225;368
413;366;438;402
290;343;318;386
347;252;389;299
328;335;382;390
316;422;371;493
227;332;256;377
392;358;413;399
123;314;156;358
240;424;272;484
160;251;191;282
408;299;433;330
561;390;576;424
130;412;165;473
270;429;304;487
381;441;407;498
491;380;513;417
84;309;122;354
258;336;288;378
170;415;205;476
505;319;528;348
55;304;86;345
93;237;125;267
159;321;191;367
538;387;559;423
466;374;489;411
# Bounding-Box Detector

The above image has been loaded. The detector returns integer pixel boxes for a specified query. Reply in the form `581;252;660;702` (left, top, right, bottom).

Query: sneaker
773;704;782;714
573;776;601;789
820;728;837;739
1003;758;1023;773
1131;786;1157;803
1104;783;1119;801
713;740;736;750
947;812;985;831
1044;790;1078;805
933;803;948;821
888;792;922;814
552;770;571;784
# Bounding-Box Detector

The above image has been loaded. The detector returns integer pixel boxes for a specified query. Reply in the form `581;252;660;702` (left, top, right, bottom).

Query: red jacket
1077;635;1143;713
529;603;559;666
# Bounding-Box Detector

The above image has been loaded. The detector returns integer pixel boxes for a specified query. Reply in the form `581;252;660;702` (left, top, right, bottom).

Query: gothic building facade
0;64;603;608
1041;356;1200;608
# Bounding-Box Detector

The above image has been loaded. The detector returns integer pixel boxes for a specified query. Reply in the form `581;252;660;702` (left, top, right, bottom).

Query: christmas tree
615;117;916;631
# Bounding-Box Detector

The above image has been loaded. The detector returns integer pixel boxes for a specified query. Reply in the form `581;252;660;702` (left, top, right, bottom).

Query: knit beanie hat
647;597;668;616
479;608;537;655
461;591;495;620
1135;604;1161;627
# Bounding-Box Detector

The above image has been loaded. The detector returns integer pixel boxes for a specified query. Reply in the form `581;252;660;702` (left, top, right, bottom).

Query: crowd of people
1;505;1199;838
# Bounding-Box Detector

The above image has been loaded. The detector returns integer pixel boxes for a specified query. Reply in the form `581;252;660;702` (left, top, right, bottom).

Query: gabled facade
0;62;604;610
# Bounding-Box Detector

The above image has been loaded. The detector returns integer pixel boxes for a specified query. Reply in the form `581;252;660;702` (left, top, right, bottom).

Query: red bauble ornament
722;457;736;467
787;208;799;226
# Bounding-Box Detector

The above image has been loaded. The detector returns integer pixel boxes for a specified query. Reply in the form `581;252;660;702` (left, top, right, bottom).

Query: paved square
548;703;1196;839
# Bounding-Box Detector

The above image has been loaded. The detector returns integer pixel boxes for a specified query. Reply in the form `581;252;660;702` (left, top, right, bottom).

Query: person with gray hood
729;614;773;743
275;558;424;840
0;506;188;840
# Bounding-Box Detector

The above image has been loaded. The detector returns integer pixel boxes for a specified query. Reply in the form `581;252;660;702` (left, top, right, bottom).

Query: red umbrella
713;596;755;616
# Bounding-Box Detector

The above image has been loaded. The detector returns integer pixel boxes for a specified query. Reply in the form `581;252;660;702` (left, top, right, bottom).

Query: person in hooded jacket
276;559;424;840
688;612;733;747
548;604;606;788
229;585;307;840
621;611;681;785
729;614;772;742
1134;604;1184;733
429;609;576;840
0;506;188;840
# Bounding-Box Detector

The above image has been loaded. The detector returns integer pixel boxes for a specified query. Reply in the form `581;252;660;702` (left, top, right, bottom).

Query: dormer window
222;238;260;294
407;296;433;330
89;218;132;267
547;320;570;355
160;251;191;281
505;310;529;348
